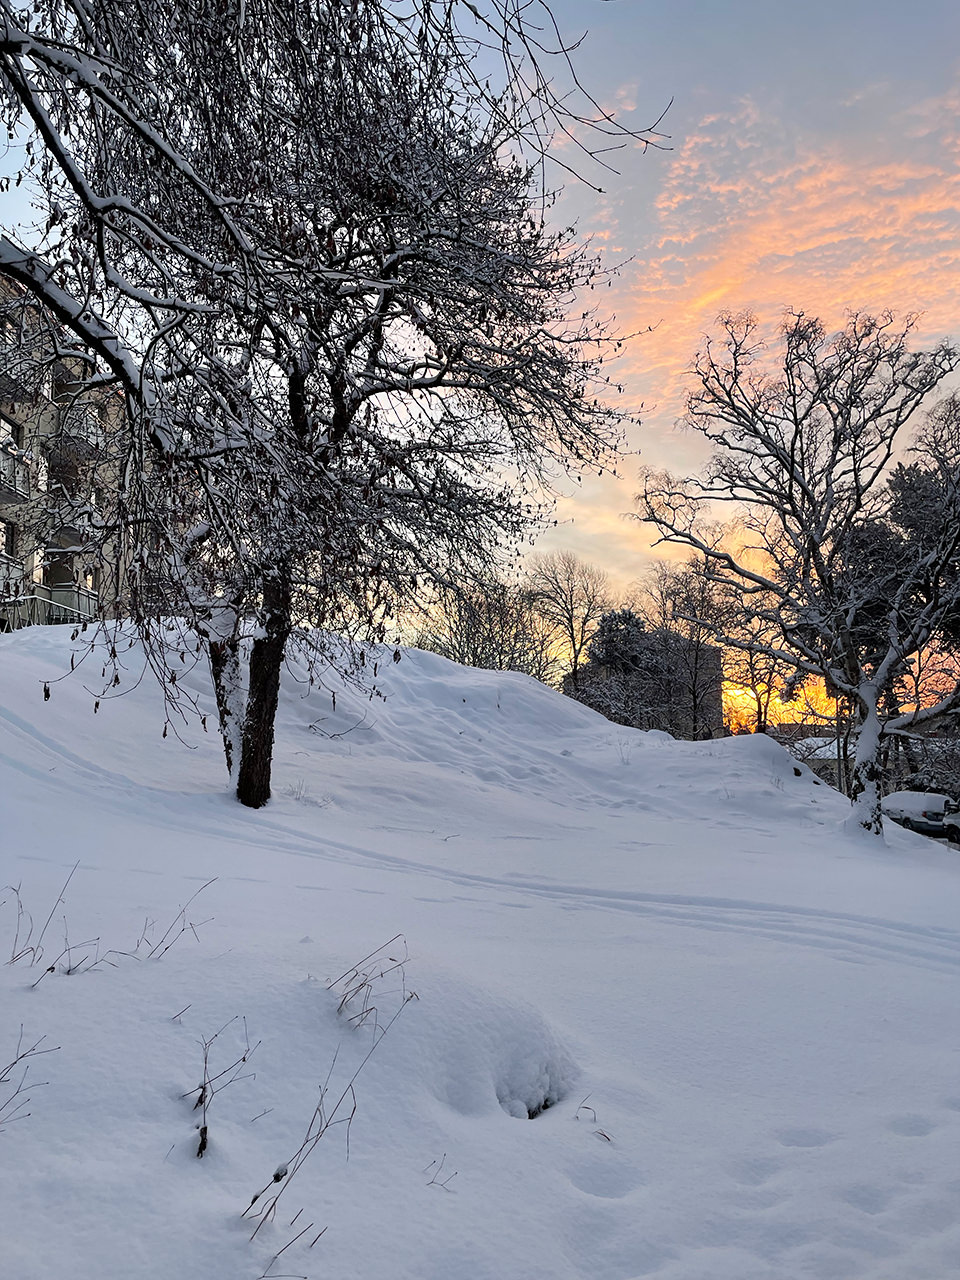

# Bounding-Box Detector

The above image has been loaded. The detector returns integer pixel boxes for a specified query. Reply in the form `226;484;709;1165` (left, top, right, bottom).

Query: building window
1;521;17;559
0;410;23;449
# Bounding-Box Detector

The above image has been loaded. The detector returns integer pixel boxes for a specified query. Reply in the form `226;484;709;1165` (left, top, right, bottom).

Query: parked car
943;810;960;844
880;790;953;837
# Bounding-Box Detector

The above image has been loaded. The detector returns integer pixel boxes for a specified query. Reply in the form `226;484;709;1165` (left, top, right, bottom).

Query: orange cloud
622;94;960;427
535;81;960;591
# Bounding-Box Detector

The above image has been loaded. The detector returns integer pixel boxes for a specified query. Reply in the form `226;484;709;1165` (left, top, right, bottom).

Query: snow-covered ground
2;625;959;1280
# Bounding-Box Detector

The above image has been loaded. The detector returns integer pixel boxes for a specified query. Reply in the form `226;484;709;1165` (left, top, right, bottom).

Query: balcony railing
0;441;29;503
0;334;38;405
0;582;99;630
49;403;105;460
0;551;21;593
46;501;97;546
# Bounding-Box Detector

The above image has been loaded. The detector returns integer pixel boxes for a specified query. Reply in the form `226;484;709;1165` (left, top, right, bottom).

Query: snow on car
880;790;953;835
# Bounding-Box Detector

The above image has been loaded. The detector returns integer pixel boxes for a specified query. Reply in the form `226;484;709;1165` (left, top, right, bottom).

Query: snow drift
2;624;959;1280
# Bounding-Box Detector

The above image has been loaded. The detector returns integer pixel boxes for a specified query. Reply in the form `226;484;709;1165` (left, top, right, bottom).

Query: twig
4;863;79;966
328;934;411;1040
424;1152;458;1191
0;1027;60;1131
33;862;79;961
243;938;416;1237
185;1016;259;1157
257;1219;316;1277
575;1094;597;1123
146;879;217;960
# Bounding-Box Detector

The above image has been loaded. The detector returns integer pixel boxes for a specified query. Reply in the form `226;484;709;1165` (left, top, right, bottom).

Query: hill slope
2;626;959;1280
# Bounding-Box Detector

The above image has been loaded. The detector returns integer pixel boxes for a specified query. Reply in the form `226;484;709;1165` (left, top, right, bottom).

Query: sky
532;0;960;590
3;1;958;596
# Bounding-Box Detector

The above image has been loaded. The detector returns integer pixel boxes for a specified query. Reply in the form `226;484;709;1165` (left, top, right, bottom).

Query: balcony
0;332;36;406
0;550;21;594
52;353;96;397
45;498;98;550
47;402;105;464
0;581;99;631
0;439;29;504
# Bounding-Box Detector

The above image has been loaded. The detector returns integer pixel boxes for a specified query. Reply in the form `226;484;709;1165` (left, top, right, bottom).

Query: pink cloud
541;82;960;587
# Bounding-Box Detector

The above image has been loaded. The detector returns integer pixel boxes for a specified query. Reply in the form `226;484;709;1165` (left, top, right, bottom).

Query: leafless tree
3;1;646;806
524;550;611;686
638;310;960;833
413;576;560;683
631;557;729;738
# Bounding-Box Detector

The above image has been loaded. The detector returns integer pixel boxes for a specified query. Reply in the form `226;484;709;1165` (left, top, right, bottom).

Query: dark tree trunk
236;576;292;809
234;367;317;809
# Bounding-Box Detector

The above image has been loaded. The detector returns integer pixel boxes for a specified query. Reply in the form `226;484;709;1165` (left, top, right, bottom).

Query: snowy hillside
2;625;959;1280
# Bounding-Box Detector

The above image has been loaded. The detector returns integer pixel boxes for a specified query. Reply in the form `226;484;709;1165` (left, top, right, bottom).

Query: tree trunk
208;635;243;777
236;576;292;809
849;683;884;834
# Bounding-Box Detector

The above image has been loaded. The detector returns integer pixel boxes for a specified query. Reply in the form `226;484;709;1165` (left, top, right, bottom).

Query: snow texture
2;625;960;1280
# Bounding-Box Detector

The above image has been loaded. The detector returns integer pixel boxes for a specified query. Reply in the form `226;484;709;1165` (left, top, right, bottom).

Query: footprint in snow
839;1184;892;1215
885;1115;936;1137
567;1155;646;1200
775;1126;836;1148
730;1156;784;1186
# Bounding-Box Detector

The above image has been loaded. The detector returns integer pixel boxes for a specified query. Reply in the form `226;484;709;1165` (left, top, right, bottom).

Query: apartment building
0;289;122;630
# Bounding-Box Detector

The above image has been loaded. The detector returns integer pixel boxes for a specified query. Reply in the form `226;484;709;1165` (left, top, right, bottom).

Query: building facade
0;290;122;630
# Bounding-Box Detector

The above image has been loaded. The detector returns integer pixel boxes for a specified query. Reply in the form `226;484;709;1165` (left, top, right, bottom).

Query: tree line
420;308;960;832
412;550;730;742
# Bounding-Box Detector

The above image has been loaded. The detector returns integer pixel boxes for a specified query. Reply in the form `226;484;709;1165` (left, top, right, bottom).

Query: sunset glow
533;2;960;591
722;678;838;735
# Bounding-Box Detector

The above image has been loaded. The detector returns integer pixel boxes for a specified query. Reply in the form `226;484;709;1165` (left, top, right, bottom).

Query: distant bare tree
632;557;729;738
414;577;560;683
722;630;797;734
525;550;611;686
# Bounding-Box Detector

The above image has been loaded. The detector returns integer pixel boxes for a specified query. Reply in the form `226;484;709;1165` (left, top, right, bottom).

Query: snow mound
4;624;960;1280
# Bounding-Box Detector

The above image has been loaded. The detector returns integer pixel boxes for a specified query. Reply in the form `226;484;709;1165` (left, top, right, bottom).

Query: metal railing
0;583;99;630
52;403;105;457
0;551;21;592
0;442;29;502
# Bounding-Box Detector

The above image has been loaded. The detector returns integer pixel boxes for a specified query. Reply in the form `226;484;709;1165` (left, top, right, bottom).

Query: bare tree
413;576;560;683
632;557;728;738
639;310;960;832
524;550;611;686
3;1;638;807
